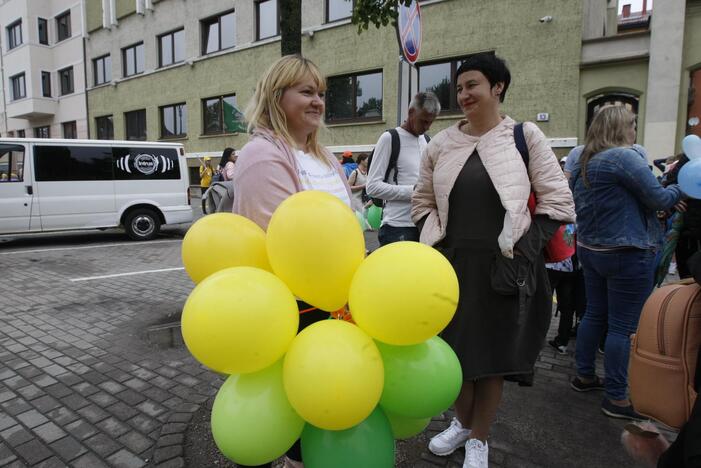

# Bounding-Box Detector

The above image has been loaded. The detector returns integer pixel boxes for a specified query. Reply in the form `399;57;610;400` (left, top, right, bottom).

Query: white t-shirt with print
295;150;351;207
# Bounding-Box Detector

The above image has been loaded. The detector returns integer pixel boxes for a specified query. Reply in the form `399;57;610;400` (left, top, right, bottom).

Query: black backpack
513;122;530;167
364;129;431;207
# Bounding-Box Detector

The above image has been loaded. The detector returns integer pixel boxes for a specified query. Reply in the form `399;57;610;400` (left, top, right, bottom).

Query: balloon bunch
678;134;701;198
180;191;461;467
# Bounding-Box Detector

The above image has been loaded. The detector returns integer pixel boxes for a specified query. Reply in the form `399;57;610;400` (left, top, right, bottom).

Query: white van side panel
35;181;117;230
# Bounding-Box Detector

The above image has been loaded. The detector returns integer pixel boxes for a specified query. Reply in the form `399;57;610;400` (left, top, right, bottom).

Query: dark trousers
547;269;577;346
676;235;701;279
378;225;419;246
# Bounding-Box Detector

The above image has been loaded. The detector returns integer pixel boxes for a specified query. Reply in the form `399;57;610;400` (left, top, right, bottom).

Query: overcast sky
618;0;653;13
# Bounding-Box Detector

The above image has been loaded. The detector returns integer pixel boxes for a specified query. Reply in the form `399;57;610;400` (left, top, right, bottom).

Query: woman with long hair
348;153;369;212
412;53;575;468
219;147;237;181
232;54;352;468
569;105;683;420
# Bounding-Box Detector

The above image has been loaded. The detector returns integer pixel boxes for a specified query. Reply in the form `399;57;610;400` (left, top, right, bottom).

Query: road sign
396;1;422;65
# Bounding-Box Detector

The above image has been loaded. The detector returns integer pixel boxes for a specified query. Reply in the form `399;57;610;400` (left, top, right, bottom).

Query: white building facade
0;0;88;139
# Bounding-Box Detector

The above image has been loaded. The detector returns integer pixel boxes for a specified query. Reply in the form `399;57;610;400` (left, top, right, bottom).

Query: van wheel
125;209;161;241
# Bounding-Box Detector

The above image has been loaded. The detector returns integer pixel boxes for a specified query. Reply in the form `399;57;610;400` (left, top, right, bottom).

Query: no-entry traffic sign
396;1;422;65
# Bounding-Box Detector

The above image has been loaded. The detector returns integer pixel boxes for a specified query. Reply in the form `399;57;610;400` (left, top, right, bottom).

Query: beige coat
411;116;575;258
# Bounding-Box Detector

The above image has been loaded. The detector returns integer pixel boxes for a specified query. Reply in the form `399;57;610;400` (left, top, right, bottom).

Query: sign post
395;1;422;124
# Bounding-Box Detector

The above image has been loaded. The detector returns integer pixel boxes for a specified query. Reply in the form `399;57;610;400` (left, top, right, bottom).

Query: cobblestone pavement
0;217;652;468
0;223;220;468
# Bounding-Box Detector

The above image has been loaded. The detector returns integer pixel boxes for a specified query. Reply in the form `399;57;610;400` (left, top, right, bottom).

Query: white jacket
411;116;575;258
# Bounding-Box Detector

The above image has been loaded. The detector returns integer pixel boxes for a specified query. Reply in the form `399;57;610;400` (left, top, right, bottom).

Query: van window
34;145;112;181
113;147;180;180
0;144;25;182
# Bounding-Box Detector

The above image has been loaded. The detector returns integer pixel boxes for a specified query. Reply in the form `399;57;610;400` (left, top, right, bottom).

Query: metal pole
396;55;404;127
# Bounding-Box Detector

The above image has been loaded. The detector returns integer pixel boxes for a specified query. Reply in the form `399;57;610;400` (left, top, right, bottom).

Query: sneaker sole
601;406;647;421
428;444;465;457
570;381;604;392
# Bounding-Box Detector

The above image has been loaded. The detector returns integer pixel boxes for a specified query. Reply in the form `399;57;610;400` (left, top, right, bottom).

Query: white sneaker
463;439;489;468
428;417;471;456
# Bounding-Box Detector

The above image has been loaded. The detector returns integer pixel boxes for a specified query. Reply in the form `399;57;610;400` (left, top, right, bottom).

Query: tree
280;0;302;56
279;0;413;56
352;0;414;32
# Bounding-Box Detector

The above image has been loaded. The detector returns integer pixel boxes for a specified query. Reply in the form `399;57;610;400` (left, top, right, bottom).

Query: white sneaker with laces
428;417;471;456
463;438;489;468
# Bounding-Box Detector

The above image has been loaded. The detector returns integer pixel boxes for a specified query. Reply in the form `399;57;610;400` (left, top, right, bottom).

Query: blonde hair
245;55;328;161
580;104;637;187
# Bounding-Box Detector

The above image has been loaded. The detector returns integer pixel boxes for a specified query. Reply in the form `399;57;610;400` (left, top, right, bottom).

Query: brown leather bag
629;283;701;429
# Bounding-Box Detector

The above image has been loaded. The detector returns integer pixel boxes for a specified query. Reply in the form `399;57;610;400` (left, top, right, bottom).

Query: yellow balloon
182;267;298;374
266;191;365;312
283;320;384;430
349;241;459;345
182;213;271;284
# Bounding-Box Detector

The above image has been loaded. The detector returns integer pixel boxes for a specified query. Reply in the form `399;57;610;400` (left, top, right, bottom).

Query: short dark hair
456;53;511;102
356;153;369;164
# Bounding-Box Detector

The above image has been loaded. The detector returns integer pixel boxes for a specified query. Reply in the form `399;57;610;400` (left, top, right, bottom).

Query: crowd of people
195;52;698;468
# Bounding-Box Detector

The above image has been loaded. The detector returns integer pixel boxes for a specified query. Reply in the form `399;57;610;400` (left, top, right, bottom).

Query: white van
0;138;193;240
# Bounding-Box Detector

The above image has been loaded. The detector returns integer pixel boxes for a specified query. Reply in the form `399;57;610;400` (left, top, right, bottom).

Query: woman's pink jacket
232;128;352;230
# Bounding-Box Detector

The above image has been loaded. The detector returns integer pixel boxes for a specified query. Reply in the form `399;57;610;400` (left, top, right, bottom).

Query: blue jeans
378;225;419;246
575;247;656;401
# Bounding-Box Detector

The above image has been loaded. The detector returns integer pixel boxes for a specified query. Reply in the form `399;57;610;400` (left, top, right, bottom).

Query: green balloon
211;359;304;466
367;205;382;230
377;336;462;419
301;407;394;468
384;410;431;439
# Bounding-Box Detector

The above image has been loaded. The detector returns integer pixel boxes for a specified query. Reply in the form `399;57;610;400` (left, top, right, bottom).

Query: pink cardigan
232;128;352;230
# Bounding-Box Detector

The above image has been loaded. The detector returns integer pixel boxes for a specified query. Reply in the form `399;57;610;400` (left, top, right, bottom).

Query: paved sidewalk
0;226;653;467
0;231;221;468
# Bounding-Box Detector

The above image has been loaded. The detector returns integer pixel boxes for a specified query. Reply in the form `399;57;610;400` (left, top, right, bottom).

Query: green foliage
352;0;414;33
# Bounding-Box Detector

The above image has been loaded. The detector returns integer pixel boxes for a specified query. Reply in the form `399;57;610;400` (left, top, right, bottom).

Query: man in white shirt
366;92;440;246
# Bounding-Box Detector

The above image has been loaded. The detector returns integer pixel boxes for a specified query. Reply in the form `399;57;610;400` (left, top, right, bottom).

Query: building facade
0;0;88;139
82;0;700;170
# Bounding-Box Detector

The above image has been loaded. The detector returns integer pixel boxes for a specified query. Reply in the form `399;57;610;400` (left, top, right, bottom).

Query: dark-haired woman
569;104;683;421
348;153;369;212
412;53;574;467
219;147;237;181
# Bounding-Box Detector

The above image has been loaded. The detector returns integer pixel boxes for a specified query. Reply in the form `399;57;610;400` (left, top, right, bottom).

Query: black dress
438;151;557;383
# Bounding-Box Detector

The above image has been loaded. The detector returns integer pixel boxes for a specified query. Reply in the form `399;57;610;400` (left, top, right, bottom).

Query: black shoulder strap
384;128;401;184
424;133;431;143
514;123;529;168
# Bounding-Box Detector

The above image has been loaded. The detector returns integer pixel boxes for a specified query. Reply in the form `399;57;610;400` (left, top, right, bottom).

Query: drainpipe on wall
82;37;90;139
81;0;90;138
0;35;7;136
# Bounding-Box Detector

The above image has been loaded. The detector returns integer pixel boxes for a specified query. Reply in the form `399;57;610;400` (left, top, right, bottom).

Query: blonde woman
569;105;683;420
232;54;352;468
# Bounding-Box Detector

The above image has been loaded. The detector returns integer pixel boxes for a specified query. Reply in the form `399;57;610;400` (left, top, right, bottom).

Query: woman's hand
675;200;688;212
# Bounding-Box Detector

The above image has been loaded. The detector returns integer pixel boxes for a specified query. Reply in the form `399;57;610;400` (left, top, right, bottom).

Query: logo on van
115;153;175;175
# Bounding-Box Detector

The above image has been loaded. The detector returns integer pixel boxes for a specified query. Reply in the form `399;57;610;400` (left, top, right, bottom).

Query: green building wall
579;60;649;144
677;1;701;150
86;0;103;33
88;43;282;152
307;0;583;147
86;0;584;154
116;0;136;20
